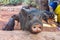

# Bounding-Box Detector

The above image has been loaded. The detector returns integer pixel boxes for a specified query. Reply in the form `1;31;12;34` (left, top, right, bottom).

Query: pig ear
21;8;28;17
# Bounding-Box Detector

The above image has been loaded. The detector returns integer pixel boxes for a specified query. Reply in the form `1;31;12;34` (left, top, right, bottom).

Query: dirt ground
0;5;60;40
0;30;59;40
0;5;23;29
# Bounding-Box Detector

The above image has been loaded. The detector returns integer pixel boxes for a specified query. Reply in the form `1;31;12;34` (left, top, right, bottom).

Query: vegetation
0;0;23;5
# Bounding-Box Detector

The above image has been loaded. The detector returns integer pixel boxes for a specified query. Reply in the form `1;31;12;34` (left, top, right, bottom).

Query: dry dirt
0;5;60;40
0;30;60;40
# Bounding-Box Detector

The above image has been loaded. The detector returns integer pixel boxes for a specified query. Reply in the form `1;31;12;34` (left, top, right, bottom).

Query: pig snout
31;23;42;33
32;23;41;33
28;16;43;34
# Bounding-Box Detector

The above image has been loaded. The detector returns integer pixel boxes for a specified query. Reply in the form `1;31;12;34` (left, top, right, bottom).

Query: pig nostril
33;26;36;28
39;27;41;29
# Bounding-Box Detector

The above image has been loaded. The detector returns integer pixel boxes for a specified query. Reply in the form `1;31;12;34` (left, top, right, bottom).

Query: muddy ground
0;5;60;40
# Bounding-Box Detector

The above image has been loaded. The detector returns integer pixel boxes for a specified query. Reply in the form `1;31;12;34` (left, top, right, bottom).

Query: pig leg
11;14;19;26
2;17;15;31
19;13;26;30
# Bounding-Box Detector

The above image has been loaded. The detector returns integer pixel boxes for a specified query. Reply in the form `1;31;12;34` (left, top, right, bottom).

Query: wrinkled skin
3;7;43;34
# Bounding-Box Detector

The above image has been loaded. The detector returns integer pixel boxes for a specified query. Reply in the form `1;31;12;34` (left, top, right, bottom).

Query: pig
2;7;43;34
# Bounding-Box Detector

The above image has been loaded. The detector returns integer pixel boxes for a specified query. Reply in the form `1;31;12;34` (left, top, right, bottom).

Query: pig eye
28;15;31;18
28;16;30;18
28;15;32;20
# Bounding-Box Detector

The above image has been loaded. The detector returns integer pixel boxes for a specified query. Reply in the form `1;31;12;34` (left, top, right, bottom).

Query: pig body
3;7;43;34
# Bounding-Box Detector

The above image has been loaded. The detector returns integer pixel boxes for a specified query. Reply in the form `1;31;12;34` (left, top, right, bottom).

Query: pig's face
25;11;43;34
21;7;43;34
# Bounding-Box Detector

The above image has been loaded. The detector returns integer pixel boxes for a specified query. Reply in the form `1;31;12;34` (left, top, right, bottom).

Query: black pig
3;7;43;34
